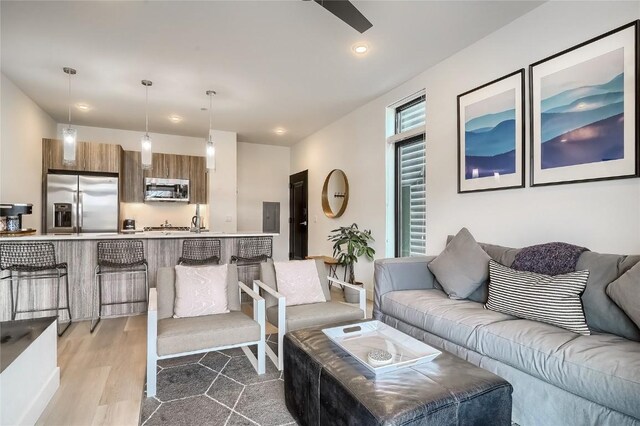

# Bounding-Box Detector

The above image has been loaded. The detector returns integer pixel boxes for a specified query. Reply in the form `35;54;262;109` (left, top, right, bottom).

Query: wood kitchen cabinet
120;150;144;202
122;150;207;204
145;153;190;179
42;139;121;174
189;156;208;204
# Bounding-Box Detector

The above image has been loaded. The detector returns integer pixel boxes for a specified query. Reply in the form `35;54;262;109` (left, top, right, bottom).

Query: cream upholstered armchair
253;259;366;370
147;264;265;397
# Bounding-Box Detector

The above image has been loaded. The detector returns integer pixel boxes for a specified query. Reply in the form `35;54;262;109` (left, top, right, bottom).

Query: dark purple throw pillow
511;242;588;276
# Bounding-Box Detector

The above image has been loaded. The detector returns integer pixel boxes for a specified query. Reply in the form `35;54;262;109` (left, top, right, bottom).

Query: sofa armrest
373;256;438;319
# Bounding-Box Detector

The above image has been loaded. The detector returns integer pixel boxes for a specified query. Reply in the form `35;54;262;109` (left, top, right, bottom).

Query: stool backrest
97;240;145;267
0;242;57;271
179;239;221;266
234;237;272;263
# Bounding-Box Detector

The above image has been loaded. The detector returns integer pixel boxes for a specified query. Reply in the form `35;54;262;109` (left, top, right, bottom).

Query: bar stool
231;237;273;266
231;237;272;293
178;239;221;266
90;240;148;333
0;242;72;336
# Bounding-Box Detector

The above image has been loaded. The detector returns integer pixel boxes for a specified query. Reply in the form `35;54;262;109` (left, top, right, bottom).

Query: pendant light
205;90;216;171
62;67;77;165
141;80;153;170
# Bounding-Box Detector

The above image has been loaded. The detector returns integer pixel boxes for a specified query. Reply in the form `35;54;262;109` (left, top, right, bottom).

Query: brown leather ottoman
283;321;512;425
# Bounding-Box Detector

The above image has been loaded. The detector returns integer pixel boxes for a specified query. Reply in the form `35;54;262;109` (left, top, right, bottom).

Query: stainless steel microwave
144;178;189;202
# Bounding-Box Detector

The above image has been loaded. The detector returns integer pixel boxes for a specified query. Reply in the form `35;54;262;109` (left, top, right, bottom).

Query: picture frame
530;21;639;187
457;69;525;193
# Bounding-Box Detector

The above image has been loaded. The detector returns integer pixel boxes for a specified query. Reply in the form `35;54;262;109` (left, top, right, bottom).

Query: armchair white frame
253;276;366;371
146;281;265;398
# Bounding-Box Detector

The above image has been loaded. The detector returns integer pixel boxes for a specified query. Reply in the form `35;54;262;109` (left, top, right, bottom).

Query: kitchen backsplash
120;203;208;230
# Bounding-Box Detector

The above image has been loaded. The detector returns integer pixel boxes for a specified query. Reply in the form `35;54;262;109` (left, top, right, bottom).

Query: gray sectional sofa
373;241;640;426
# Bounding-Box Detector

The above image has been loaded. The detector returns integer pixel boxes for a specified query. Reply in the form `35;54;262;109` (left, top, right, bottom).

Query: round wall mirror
322;169;349;218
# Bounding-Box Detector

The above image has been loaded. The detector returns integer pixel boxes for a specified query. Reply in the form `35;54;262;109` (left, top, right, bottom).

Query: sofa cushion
577;251;640;341
486;260;590;335
173;264;229;318
607;261;640;329
475;319;640;420
157;311;260;356
156;265;241;320
274;259;327;306
429;228;490;299
381;289;514;349
260;259;331;309
445;237;522;303
266;301;362;332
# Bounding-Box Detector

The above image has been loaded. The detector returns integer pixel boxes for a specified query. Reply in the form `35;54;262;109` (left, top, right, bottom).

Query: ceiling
1;1;541;146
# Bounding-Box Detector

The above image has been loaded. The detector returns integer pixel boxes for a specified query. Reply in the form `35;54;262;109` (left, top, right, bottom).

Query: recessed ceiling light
169;115;183;123
352;43;369;55
274;128;286;135
75;103;90;111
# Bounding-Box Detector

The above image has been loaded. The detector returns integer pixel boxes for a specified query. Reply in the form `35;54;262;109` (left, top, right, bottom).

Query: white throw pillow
274;260;327;306
173;264;229;318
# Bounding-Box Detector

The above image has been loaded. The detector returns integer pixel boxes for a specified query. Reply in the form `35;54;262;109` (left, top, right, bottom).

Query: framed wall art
530;21;639;186
457;69;525;193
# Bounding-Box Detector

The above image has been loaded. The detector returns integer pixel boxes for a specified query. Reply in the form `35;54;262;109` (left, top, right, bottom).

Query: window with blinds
394;96;426;257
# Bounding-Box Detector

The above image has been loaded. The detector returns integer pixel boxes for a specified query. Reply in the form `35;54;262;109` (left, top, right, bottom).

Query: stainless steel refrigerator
46;174;119;234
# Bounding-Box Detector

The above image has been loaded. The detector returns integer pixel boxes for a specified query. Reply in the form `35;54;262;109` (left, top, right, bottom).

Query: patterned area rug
140;335;296;426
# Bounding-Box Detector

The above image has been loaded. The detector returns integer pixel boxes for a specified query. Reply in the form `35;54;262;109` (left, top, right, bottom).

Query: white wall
55;124;237;232
291;1;640;296
0;73;57;231
237;142;290;260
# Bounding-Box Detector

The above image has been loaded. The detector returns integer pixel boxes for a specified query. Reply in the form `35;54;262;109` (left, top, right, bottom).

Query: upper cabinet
43;139;121;174
189;156;208;204
122;150;208;204
120;150;144;203
144;153;190;180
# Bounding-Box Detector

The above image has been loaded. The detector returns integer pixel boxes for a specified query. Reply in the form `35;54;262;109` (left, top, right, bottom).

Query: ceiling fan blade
313;0;373;34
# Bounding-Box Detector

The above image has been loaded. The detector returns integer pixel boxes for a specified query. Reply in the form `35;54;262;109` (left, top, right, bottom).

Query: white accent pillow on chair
173;264;229;318
274;260;327;306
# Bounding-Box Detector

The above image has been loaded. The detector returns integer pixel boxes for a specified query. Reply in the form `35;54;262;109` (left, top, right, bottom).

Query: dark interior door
289;170;308;260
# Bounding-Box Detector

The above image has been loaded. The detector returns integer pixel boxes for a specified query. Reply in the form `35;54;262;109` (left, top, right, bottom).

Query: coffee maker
0;203;34;234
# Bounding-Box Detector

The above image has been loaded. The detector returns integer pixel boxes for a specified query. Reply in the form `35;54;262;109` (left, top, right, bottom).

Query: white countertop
0;231;277;242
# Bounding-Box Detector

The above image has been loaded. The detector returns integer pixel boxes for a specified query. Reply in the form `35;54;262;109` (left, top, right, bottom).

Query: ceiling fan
305;0;373;34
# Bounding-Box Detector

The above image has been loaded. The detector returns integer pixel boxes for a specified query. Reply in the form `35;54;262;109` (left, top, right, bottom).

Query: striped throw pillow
486;260;590;335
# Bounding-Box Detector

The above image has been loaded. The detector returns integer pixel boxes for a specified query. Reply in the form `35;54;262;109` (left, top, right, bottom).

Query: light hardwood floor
36;288;371;425
36;315;147;426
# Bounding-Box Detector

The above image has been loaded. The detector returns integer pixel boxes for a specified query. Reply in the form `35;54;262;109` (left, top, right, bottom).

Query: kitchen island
0;232;276;321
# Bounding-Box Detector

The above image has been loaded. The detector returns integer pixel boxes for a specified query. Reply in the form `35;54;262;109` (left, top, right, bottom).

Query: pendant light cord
208;92;213;140
67;71;72;129
145;84;149;136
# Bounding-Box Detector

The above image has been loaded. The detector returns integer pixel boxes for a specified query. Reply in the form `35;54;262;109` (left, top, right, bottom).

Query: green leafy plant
328;223;375;284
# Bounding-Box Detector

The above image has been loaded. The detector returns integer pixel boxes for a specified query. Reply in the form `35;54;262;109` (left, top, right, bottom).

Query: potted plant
328;223;375;303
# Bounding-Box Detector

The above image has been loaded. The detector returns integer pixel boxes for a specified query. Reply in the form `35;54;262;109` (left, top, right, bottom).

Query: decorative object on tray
322;320;441;375
367;349;393;367
328;223;375;302
457;69;525;193
530;21;638;186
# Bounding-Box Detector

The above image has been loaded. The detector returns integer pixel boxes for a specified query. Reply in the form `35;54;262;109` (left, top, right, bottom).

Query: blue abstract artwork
464;89;516;179
540;48;624;169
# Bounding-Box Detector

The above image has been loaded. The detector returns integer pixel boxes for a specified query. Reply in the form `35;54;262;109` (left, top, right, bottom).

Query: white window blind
394;94;426;257
397;98;426;133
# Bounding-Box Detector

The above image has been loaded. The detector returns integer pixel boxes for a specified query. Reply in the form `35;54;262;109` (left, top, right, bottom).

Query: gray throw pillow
606;262;640;330
428;228;490;299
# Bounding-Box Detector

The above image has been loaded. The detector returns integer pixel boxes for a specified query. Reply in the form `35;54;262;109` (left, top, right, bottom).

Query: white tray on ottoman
322;320;441;375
